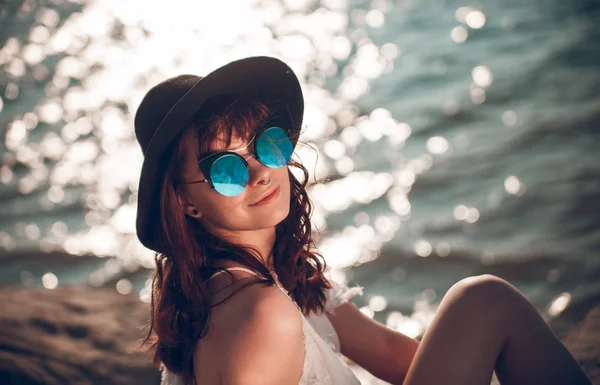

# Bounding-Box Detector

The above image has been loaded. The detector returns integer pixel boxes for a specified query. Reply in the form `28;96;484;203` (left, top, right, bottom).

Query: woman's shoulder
212;284;305;383
232;281;303;330
207;270;303;339
200;271;305;380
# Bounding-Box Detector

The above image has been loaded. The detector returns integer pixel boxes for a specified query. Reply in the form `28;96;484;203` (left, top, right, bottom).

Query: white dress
160;267;364;385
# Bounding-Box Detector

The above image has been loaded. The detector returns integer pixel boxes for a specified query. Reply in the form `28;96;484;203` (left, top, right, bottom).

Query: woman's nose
246;156;272;187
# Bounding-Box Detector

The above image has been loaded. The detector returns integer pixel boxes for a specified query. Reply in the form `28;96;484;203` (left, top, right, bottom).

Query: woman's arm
326;302;419;385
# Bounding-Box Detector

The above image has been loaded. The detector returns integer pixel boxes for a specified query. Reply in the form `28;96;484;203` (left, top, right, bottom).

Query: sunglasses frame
179;116;292;195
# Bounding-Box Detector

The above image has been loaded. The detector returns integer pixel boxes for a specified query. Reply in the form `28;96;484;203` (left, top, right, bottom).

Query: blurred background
1;0;599;383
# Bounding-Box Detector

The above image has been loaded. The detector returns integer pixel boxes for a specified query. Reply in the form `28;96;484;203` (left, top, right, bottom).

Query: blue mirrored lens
256;127;293;168
210;154;249;196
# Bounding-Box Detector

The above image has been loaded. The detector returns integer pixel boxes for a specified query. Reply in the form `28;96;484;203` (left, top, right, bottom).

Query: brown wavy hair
139;96;331;385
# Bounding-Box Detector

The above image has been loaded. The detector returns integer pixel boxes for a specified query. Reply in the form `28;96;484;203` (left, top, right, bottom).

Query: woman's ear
188;208;202;218
176;193;203;219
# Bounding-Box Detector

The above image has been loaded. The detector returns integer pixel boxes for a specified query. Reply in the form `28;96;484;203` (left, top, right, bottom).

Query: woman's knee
453;274;514;293
443;274;525;316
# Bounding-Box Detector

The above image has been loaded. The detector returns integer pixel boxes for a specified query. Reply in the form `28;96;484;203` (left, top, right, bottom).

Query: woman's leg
402;274;591;385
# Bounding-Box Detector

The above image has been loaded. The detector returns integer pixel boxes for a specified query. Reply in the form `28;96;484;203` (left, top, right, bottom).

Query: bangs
192;96;272;159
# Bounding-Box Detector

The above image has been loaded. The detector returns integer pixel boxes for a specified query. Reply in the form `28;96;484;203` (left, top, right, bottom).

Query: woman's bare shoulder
198;275;305;384
212;275;302;336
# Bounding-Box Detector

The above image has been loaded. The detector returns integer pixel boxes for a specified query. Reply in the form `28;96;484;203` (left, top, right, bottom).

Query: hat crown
134;74;202;154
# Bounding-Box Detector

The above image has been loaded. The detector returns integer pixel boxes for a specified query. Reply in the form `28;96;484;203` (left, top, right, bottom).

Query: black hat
134;56;304;253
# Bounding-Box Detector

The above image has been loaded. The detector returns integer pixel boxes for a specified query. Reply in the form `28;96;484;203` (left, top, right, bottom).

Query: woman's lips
250;186;280;206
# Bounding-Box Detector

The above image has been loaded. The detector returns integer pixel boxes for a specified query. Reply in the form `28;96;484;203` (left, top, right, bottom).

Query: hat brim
136;56;304;252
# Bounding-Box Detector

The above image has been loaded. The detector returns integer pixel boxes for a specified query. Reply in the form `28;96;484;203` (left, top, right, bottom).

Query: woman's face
177;131;291;238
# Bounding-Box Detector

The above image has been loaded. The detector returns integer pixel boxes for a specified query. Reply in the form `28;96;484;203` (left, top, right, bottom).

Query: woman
135;57;591;385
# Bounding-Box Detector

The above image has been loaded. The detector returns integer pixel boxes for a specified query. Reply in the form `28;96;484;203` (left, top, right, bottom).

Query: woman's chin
250;207;290;229
258;212;290;229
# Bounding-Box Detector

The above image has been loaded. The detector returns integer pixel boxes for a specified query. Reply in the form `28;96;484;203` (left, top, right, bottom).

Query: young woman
135;57;591;385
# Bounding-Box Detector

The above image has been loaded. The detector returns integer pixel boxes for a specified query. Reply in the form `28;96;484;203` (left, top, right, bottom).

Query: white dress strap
210;267;302;312
209;267;267;280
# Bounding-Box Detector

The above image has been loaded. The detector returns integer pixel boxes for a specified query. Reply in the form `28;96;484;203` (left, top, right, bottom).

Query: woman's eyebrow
197;139;254;161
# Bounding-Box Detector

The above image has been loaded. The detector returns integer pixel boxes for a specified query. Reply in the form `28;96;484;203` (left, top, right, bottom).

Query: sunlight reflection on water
2;0;417;284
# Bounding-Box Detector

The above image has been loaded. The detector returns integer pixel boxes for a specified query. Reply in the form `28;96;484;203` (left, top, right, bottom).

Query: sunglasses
179;118;294;197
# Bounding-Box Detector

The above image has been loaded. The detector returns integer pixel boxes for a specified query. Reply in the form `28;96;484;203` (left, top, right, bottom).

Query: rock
562;306;600;385
0;286;159;385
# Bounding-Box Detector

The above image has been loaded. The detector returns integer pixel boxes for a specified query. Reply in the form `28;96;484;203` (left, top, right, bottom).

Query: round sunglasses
179;120;294;196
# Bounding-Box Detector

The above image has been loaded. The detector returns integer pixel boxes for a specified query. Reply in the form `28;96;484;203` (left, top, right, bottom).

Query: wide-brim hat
134;56;304;253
